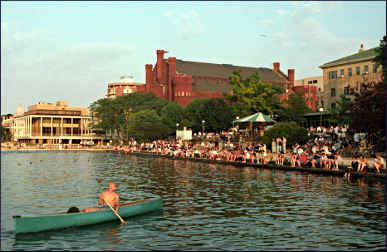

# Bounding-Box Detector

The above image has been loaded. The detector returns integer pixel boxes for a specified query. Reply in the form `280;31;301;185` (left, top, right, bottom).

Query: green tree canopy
1;127;11;142
127;109;169;142
184;98;233;132
224;70;284;118
328;94;352;125
279;92;312;124
160;102;185;133
351;35;386;135
261;122;309;147
374;35;386;77
90;93;169;143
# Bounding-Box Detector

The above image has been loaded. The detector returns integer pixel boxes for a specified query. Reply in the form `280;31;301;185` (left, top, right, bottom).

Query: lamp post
319;107;324;126
233;116;239;129
202;120;205;136
235;116;239;136
176;123;180;140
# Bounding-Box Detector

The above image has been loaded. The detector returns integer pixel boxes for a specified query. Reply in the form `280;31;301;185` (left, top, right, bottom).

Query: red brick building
293;85;318;111
143;50;296;107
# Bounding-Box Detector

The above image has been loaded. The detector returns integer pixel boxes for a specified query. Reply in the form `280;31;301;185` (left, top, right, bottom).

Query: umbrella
234;112;276;123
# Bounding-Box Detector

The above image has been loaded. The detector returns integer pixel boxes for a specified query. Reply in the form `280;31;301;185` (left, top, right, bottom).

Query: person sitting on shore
333;152;343;171
320;152;328;169
358;155;368;173
350;156;359;172
82;182;120;213
373;153;385;174
277;151;285;166
291;153;297;167
300;151;307;167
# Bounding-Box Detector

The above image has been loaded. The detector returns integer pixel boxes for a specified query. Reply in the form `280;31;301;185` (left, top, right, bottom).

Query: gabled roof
175;60;289;83
319;47;379;69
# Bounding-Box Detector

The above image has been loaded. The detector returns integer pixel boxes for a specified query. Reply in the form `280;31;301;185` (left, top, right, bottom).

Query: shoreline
2;147;385;181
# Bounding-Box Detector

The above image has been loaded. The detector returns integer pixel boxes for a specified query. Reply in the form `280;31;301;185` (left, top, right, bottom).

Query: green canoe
13;197;163;234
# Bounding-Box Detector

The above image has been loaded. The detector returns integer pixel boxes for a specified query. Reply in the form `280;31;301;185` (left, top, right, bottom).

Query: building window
308;80;312;84
331;102;336;110
344;86;350;95
302;80;305;84
348;68;352;76
356;66;360;75
331;88;336;97
340;69;344;77
364;65;369;74
328;71;337;80
313;80;318;84
372;64;378;73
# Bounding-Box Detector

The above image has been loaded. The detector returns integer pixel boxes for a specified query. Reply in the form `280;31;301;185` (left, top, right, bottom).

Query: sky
1;1;386;114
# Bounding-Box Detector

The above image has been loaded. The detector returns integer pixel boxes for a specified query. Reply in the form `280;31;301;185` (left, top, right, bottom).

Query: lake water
1;151;385;250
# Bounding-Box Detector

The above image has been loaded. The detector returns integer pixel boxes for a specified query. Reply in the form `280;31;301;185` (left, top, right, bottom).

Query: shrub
262;122;309;147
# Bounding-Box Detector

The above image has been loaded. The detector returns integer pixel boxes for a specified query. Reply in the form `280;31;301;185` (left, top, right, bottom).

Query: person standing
373;153;386;174
276;137;282;153
272;138;276;154
282;136;287;154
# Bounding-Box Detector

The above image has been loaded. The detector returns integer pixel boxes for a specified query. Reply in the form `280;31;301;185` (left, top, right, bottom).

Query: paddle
104;199;126;225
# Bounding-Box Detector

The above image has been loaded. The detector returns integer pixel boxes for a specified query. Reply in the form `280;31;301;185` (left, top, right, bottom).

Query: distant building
294;76;323;111
9;101;106;144
107;76;145;99
319;44;383;111
143;50;295;107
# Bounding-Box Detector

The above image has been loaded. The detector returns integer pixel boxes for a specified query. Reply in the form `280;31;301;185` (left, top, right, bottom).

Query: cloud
276;9;292;16
164;9;204;40
266;2;372;79
259;19;273;26
164;10;175;18
1;22;137;114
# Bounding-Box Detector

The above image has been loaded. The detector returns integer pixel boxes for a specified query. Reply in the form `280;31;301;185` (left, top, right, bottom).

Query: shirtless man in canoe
81;182;120;213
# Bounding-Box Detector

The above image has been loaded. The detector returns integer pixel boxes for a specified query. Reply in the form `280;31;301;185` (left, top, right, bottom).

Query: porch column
71;118;73;136
40;117;43;136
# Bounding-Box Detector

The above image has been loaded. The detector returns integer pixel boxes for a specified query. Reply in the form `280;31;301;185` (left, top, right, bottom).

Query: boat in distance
13;197;163;234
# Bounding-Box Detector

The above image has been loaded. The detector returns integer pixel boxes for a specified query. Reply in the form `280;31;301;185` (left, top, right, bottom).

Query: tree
261;122;309;147
90;93;169;143
327;94;352;125
350;36;386;150
160;102;185;133
127;109;169;142
184;98;233;132
224;70;284;118
374;35;386;77
279;92;311;124
89;98;120;138
1;126;11;142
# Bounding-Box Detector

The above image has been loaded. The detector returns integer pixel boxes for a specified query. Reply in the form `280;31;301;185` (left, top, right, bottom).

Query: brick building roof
175;60;289;82
319;47;379;69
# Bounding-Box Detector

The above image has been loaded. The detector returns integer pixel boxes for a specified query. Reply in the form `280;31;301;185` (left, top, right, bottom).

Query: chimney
145;64;153;92
168;57;176;79
156;50;165;82
167;57;176;101
273;62;280;72
359;43;364;53
288;69;295;89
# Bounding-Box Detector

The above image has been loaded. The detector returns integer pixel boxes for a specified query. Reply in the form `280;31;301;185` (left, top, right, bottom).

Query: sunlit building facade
11;101;105;144
319;44;383;110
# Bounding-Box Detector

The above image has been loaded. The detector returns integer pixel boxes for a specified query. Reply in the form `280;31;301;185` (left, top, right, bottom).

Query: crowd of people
113;124;385;176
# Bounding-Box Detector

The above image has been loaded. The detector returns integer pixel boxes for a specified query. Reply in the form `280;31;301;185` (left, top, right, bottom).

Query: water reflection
1;152;385;251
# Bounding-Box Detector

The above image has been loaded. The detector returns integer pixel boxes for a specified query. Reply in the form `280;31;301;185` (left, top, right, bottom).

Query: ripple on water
1;151;385;250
